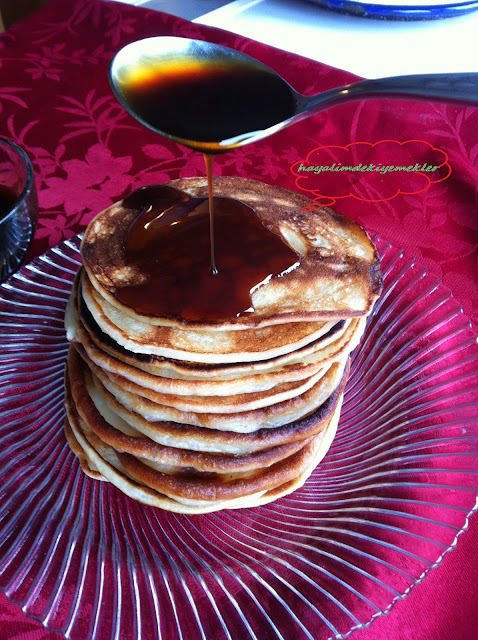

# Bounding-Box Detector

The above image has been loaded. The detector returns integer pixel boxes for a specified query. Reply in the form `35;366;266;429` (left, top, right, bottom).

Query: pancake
76;282;354;380
82;177;382;329
66;367;326;502
75;313;334;393
63;417;104;481
67;353;339;474
82;271;338;363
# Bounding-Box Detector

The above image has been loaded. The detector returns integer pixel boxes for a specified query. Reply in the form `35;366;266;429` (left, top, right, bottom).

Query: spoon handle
306;73;478;112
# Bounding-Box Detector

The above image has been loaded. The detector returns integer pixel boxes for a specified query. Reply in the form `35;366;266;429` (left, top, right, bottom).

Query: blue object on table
307;0;478;20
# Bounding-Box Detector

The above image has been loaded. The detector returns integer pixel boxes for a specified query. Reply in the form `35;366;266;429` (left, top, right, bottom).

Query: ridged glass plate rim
0;233;477;640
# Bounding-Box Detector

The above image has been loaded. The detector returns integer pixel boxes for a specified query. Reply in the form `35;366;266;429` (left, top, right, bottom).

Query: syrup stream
204;153;218;275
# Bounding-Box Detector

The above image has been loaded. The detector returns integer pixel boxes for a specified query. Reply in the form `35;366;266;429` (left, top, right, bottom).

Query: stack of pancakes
64;177;381;513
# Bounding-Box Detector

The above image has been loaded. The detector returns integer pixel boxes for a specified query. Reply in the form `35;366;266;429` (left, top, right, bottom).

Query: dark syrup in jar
116;58;296;151
116;184;299;322
0;185;18;221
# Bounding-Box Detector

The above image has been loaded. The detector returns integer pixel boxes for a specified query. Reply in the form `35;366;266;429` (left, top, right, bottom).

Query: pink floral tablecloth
0;0;477;638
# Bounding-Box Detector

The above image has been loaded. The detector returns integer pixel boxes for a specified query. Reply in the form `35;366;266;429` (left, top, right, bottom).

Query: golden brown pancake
75;280;354;379
82;271;338;363
89;352;347;432
66;368;326;502
75;313;335;394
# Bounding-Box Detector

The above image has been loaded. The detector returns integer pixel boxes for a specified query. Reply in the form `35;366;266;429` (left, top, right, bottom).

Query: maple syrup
116;58;296;152
117;185;299;322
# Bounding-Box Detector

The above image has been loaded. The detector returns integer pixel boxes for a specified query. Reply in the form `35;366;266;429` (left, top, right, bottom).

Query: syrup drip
204;153;217;275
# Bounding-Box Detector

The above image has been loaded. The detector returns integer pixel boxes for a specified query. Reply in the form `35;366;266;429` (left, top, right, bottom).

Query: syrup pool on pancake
118;185;299;322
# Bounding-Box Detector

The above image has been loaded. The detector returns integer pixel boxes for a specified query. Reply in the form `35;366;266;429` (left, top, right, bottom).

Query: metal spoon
110;36;478;152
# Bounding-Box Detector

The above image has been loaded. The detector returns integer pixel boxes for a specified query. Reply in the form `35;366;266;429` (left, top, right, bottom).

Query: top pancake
82;177;382;330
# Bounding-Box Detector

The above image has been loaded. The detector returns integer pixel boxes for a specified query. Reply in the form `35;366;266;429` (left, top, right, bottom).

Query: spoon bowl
110;36;478;153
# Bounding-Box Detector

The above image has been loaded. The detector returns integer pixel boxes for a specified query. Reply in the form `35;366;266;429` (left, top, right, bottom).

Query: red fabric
0;0;477;638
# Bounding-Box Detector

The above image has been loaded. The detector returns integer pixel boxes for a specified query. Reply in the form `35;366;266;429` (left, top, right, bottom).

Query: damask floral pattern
0;0;477;638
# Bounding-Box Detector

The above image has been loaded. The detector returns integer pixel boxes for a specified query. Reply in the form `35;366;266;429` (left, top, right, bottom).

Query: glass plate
0;234;477;640
309;0;478;20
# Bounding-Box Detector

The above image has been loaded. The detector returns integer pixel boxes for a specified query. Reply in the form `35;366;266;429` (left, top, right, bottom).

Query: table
0;0;477;638
194;0;478;77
